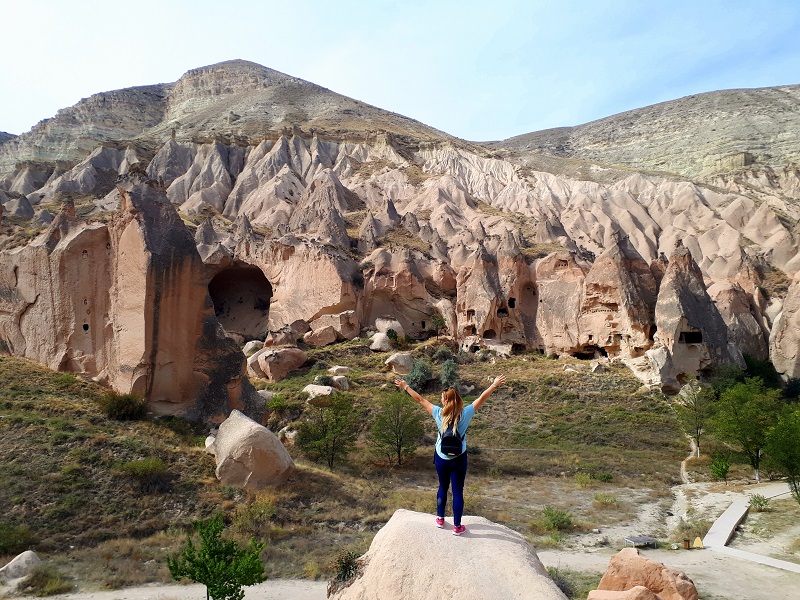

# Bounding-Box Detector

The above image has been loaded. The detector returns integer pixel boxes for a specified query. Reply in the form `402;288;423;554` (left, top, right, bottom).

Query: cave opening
679;331;703;344
572;345;608;360
208;265;273;342
482;329;497;339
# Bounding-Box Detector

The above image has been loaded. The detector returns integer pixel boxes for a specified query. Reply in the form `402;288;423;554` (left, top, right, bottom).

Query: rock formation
328;509;566;600
3;58;800;394
588;548;698;600
0;179;259;420
211;409;294;488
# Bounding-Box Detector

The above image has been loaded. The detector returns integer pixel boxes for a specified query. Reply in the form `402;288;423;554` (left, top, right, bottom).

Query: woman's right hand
492;374;507;389
394;378;408;391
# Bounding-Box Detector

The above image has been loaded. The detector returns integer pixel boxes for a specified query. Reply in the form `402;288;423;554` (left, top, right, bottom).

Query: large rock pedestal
329;509;566;600
211;410;295;488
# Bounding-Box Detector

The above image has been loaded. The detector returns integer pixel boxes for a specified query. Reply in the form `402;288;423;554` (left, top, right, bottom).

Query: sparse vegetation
100;391;148;420
0;344;691;591
19;564;73;596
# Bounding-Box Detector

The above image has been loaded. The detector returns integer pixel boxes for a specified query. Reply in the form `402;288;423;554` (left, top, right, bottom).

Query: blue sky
2;0;799;141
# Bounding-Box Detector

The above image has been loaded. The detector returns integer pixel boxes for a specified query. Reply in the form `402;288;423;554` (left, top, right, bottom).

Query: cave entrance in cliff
208;265;272;342
573;345;608;360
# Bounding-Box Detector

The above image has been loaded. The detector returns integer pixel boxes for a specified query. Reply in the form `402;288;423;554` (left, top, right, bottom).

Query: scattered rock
256;389;275;402
385;352;413;374
303;325;338;346
243;340;263;356
303;384;335;399
251;347;308;381
0;550;41;582
211;409;294;488
331;375;350;390
328;365;351;375
370;332;392;352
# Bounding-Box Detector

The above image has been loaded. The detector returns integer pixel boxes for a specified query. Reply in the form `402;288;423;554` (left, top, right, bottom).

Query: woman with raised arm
394;373;506;536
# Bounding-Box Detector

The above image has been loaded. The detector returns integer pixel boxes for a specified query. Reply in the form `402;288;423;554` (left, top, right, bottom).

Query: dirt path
4;580;328;600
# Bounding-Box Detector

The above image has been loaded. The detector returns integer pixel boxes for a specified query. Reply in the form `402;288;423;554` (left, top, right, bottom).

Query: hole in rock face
508;297;516;309
678;331;703;344
83;324;89;332
482;329;497;339
208;265;273;341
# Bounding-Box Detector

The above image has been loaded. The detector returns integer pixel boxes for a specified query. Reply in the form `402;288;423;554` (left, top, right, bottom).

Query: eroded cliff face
3;59;800;391
0;181;259;420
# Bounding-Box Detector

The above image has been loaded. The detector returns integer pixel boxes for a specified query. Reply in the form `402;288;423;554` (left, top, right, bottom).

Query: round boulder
212;410;295;488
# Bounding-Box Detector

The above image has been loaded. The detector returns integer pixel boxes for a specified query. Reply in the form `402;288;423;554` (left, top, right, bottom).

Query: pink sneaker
453;524;466;536
435;517;445;528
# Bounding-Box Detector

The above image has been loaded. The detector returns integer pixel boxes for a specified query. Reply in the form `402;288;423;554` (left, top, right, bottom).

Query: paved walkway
702;481;800;574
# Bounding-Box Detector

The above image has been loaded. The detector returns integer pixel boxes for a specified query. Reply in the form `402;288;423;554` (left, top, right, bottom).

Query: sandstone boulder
251;347;307;381
331;375;350;390
243;340;263;356
769;274;800;379
0;550;41;582
303;384;335;399
385;352;413;374
303;325;338;346
370;332;392;352
375;317;406;339
591;548;698;600
328;509;566;600
212;410;294;488
589;587;661;600
328;365;351;375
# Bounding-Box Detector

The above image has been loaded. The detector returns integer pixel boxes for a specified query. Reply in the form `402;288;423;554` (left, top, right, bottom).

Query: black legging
434;452;468;526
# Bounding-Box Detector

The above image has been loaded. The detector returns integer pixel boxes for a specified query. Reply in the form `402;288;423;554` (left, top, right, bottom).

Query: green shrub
542;506;573;531
311;359;330;371
593;493;618;506
121;456;166;479
0;521;34;555
432;346;453;363
20;565;73;596
439;359;459;389
101;392;148;420
332;550;360;582
748;494;771;512
315;375;335;387
531;506;573;534
710;452;732;483
592;472;613;483
386;329;399;343
574;472;593;488
404;358;432;391
120;457;168;492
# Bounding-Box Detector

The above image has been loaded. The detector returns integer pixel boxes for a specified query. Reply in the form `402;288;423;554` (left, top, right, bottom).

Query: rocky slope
2;60;800;412
495;85;800;180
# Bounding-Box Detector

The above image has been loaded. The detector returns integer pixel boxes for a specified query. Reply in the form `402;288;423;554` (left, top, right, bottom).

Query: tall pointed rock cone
579;232;658;357
655;242;743;375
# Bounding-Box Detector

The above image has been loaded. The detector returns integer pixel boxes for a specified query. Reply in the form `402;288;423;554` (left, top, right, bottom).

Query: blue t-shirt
432;403;475;460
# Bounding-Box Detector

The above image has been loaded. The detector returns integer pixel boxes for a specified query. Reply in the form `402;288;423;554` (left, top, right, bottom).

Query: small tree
297;394;361;468
766;406;800;504
368;392;425;466
439;359;460;390
709;453;732;484
404;358;432;391
674;377;715;458
167;513;265;600
712;378;782;483
430;314;446;339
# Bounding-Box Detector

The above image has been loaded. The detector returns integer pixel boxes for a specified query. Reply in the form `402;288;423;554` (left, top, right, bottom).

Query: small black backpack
439;424;464;457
